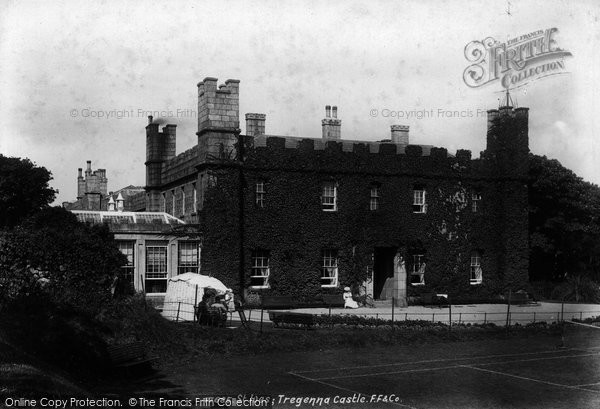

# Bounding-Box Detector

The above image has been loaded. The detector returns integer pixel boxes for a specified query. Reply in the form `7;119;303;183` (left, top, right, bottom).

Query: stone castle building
64;161;145;212
133;76;529;306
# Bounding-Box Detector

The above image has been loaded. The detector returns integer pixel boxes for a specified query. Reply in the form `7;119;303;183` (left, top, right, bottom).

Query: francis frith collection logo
463;28;572;89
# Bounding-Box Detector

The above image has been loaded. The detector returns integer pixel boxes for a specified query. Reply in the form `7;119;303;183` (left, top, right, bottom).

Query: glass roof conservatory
71;210;185;225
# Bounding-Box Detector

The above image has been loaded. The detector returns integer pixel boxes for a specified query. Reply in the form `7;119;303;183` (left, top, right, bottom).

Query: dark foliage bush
550;276;600;303
0;207;126;314
0;155;56;228
0;295;112;378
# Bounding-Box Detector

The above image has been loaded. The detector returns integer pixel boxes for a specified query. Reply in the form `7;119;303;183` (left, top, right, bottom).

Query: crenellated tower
485;90;529;177
145;115;177;211
484;90;530;289
197;77;241;162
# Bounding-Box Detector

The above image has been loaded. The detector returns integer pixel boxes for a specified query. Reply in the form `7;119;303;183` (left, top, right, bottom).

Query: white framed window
117;241;135;290
171;190;176;216
370;185;380;211
250;250;270;288
178;241;200;274
322;181;337;211
181;187;186;215
193;183;197;212
472;192;481;213
145;241;168;294
410;254;425;285
198;174;205;211
321;249;338;287
413;188;427;213
255;181;265;208
470;251;483;285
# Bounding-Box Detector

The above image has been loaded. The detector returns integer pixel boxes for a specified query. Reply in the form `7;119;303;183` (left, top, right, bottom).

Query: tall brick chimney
322;105;341;139
391;125;409;145
77;168;84;199
245;113;266;136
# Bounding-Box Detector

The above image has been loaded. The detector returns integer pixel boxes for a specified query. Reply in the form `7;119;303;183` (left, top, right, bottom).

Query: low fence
158;300;600;329
326;309;600;326
160;301;247;326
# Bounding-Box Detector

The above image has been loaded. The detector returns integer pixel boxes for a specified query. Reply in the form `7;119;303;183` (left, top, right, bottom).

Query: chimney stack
322;105;341;140
77;167;84;199
332;106;337;118
245;113;266;136
148;115;153;124
391;125;409;145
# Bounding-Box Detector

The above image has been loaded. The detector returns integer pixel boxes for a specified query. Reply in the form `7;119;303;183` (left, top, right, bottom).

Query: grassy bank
152;320;562;367
0;295;565;398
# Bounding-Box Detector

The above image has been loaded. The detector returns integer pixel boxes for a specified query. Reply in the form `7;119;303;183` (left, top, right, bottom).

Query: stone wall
197;111;529;302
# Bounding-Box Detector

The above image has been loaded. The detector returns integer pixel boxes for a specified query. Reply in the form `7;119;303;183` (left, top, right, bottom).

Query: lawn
86;322;600;408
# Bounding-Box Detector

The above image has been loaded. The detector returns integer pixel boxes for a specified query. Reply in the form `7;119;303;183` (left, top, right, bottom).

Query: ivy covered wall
198;108;529;303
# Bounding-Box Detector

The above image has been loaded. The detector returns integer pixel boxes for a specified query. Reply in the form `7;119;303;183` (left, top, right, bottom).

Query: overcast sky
1;0;598;205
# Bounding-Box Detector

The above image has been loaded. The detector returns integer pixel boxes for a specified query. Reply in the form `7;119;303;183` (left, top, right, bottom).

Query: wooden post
194;284;199;322
260;307;264;333
506;289;512;333
176;302;181;322
392;297;395;329
559;298;566;349
140;274;146;311
448;298;452;330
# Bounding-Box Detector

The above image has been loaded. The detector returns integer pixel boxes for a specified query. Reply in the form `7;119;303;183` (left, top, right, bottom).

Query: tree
529;154;600;282
0;155;57;228
551;275;600;303
0;207;126;313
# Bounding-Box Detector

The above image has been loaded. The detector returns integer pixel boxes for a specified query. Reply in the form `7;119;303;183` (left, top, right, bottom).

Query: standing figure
223;288;235;311
343;286;359;309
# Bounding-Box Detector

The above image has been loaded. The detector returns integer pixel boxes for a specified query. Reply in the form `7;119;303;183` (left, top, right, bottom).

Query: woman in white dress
343;286;359;309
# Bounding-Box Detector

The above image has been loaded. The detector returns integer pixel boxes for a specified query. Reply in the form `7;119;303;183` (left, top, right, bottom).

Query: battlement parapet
244;135;483;178
161;145;200;185
405;145;423;157
456;149;472;161
430;147;448;160
164;145;199;169
487;106;529;125
252;135;433;156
